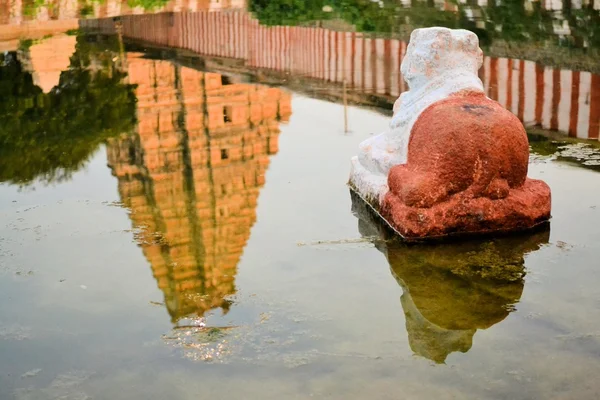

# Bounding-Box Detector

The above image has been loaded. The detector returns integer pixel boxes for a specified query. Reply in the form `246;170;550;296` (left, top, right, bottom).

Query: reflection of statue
107;55;291;323
351;190;549;363
349;27;551;240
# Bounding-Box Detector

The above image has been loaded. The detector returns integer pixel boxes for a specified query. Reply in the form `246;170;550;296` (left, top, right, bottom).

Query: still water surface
1;1;600;399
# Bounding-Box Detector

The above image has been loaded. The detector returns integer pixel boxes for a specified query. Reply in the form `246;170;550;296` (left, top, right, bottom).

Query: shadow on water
350;190;550;364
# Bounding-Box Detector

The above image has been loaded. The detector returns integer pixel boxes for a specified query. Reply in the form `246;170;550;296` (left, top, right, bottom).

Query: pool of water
1;1;600;399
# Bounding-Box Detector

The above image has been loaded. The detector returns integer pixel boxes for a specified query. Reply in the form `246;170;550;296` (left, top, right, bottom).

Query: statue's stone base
350;181;551;241
349;156;388;204
380;178;551;240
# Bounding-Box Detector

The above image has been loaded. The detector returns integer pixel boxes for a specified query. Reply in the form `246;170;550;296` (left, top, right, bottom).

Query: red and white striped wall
80;11;600;140
481;56;600;139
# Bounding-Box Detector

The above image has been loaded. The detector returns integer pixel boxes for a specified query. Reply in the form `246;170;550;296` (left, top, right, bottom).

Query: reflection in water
528;132;600;171
106;54;291;323
17;33;76;93
0;34;136;185
0;0;246;25
2;0;599;140
248;0;600;53
351;191;550;363
81;6;600;141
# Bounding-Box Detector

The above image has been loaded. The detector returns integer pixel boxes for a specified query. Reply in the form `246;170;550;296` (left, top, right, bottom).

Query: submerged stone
349;27;552;240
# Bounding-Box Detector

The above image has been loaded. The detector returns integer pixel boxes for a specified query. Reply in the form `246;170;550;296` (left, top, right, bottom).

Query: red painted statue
349;27;551;240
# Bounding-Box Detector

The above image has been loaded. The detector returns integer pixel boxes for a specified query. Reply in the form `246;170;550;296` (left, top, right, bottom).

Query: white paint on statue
349;27;486;203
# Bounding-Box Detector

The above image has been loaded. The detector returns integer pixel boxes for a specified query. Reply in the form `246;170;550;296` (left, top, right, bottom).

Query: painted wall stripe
577;72;592;139
88;11;599;140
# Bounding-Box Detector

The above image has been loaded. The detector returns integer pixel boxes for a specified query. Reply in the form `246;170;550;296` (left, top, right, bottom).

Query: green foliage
249;0;332;26
17;35;55;53
247;0;481;34
481;0;553;43
334;0;401;33
249;0;401;31
248;0;600;51
79;4;94;16
126;0;170;11
0;35;137;185
17;38;35;52
561;2;600;49
22;0;48;17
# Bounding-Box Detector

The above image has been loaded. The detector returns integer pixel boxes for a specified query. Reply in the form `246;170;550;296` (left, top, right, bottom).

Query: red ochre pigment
379;90;551;239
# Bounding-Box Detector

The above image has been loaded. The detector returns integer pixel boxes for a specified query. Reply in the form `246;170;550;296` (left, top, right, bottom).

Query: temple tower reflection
107;54;291;323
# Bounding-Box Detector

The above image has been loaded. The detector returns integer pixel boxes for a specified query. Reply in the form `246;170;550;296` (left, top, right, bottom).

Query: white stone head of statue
401;27;483;90
392;27;484;121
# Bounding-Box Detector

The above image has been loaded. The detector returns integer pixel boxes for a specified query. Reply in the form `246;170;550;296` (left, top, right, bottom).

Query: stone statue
349;27;552;240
